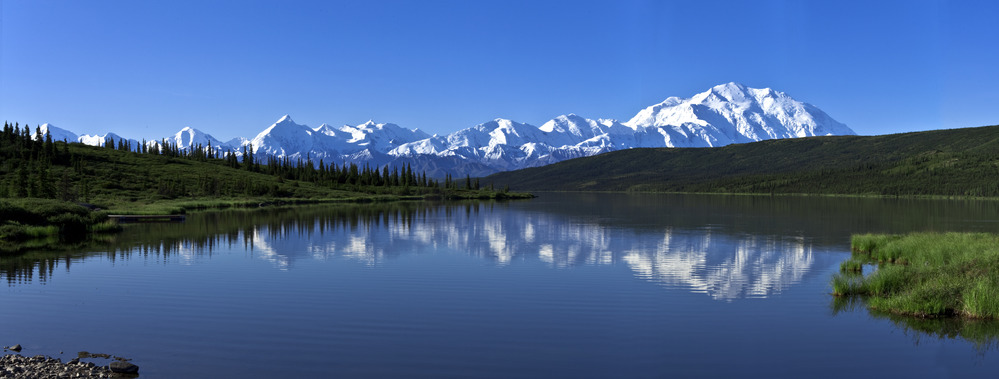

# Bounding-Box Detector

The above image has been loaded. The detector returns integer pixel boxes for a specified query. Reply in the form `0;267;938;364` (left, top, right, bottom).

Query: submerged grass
833;232;999;319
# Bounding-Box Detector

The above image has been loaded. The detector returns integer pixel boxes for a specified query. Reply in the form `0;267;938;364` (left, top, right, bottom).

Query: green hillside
0;122;524;208
486;124;999;197
0;121;527;253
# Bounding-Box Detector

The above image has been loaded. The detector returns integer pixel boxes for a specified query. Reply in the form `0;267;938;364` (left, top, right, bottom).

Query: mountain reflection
623;229;813;299
227;202;821;299
1;201;820;299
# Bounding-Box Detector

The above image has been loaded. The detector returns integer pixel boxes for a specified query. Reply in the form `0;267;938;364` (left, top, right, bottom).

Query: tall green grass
833;232;999;319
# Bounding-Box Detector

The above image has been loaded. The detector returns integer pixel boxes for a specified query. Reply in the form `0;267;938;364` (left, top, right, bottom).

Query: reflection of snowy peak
234;204;819;300
42;83;853;177
622;229;815;300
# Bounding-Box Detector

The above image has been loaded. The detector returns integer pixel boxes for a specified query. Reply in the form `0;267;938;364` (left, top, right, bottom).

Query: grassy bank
832;232;999;319
0;198;121;254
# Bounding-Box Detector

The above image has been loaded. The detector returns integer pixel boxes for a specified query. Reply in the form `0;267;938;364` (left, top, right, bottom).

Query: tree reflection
1;200;822;300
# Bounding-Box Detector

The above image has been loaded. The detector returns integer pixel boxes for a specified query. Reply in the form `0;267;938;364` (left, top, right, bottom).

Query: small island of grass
832;232;999;319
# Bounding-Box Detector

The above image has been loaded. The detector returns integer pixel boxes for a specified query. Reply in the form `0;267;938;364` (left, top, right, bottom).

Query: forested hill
485;124;999;197
0;122;522;209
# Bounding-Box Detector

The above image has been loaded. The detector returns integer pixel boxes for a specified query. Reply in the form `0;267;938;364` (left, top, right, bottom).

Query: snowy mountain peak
712;81;748;94
38;83;852;178
170;126;223;149
314;123;340;137
38;123;79;142
626;83;854;146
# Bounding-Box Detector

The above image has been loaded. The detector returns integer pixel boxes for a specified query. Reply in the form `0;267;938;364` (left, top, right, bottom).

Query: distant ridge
40;83;854;177
484;124;999;198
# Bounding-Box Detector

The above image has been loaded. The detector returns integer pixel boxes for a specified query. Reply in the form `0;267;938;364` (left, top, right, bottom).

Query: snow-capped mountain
170;126;225;151
244;115;430;162
624;82;854;147
50;83;855;177
77;132;138;148
38;124;79;143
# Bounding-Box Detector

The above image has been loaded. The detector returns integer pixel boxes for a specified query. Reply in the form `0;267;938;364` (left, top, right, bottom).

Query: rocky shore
1;345;138;378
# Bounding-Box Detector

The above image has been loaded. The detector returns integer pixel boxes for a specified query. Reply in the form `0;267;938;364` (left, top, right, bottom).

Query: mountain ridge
483;123;999;197
36;83;854;177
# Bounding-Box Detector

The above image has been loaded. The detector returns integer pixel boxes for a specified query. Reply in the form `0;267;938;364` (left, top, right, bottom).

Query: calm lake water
4;193;999;377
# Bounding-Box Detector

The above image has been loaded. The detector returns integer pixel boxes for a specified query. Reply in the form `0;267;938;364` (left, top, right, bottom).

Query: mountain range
37;82;854;177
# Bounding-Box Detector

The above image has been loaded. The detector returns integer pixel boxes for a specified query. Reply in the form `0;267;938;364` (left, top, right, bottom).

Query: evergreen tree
37;164;55;198
13;164;27;197
44;131;55;159
59;169;75;201
78;176;91;203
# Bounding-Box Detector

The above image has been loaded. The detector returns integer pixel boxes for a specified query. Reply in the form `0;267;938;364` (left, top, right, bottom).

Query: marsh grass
830;273;865;296
833;232;999;319
839;259;864;273
964;279;999;319
89;220;122;234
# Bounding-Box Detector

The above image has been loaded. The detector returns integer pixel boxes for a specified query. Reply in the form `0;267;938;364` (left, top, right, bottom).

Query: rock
109;360;139;374
8;344;21;352
2;353;117;378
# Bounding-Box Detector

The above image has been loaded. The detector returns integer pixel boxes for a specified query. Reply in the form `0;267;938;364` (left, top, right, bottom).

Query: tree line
0;121;493;202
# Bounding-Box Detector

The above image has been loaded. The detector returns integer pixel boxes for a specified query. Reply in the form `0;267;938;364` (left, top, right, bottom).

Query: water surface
3;193;999;377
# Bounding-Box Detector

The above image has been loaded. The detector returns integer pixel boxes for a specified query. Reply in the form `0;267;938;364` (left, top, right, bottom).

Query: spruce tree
13;164;27;197
59;169;75;201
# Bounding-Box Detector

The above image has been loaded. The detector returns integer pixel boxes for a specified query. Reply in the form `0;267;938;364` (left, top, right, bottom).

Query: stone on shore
1;353;115;378
109;360;140;374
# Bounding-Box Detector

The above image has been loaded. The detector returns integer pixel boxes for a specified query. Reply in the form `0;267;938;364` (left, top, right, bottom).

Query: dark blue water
3;193;999;377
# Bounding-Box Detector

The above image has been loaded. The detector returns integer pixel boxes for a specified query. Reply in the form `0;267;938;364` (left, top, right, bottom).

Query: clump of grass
839;258;864;273
0;224;59;240
851;234;900;254
833;232;999;319
831;273;865;296
964;279;999;319
89;220;123;234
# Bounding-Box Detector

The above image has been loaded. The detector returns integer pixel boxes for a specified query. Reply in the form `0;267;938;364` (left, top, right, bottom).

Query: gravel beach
1;350;138;378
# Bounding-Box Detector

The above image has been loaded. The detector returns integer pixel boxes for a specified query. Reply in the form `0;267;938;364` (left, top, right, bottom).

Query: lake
4;193;999;377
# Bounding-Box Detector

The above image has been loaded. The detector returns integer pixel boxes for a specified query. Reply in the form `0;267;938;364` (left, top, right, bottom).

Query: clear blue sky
2;0;998;141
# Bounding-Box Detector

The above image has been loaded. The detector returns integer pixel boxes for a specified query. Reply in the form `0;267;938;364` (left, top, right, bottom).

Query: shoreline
832;232;999;319
0;192;534;257
1;351;138;378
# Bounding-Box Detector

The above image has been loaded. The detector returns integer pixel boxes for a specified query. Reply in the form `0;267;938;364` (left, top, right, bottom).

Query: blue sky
2;0;997;141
